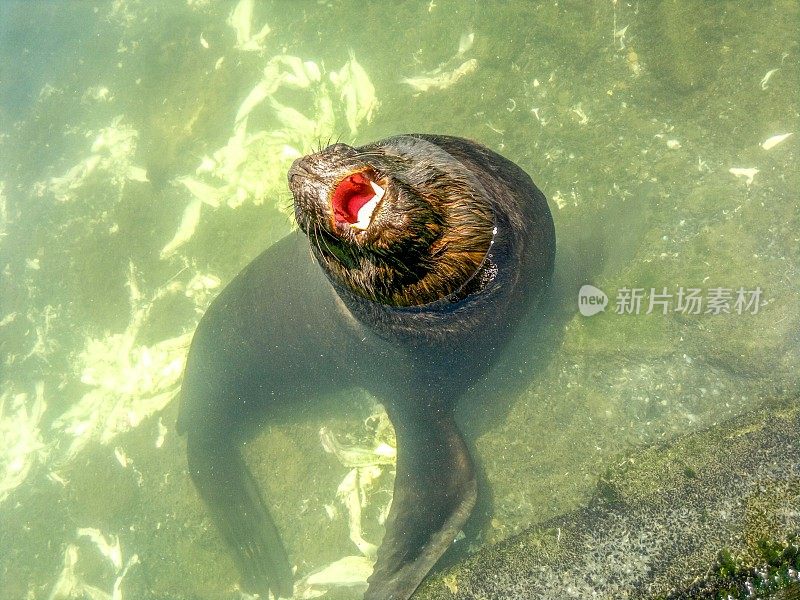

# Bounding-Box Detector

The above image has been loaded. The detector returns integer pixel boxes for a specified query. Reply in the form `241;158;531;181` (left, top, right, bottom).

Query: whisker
315;222;334;258
309;222;321;255
312;222;329;258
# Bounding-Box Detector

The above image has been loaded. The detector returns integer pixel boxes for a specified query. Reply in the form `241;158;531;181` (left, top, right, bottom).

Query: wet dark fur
291;136;495;311
177;134;555;599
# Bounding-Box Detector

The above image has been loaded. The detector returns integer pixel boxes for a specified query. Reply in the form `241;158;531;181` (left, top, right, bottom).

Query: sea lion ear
365;409;476;600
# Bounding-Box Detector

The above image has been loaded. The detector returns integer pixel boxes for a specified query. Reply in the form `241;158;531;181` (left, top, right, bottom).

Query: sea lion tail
365;408;476;600
186;430;294;598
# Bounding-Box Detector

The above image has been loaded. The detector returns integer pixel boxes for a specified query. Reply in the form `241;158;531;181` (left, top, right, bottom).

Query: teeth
369;181;385;198
352;196;379;229
352;182;385;230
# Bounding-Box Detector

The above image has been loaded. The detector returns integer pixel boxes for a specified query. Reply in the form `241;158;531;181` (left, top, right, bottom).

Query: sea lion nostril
287;161;309;182
178;133;555;600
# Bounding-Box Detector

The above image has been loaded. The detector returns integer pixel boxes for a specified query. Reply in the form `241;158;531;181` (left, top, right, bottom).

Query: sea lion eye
331;171;385;230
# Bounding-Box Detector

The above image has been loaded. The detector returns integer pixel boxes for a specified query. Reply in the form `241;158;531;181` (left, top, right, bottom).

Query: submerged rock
415;398;800;599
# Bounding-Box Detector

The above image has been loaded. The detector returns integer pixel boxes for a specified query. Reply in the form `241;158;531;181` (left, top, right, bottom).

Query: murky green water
1;1;797;598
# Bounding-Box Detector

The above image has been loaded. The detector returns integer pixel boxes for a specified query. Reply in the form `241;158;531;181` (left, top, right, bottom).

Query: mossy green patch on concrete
415;398;800;599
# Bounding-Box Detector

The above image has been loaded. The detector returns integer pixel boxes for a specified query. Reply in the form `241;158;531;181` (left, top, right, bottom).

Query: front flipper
365;408;476;600
186;431;294;598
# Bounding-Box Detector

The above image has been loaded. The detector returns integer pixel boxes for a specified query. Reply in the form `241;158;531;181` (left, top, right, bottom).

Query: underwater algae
0;0;797;598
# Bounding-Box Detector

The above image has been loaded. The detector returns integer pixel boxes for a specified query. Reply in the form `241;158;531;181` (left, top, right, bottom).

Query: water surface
0;1;797;598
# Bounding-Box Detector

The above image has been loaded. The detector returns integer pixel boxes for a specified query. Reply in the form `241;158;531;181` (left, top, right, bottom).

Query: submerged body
177;134;555;599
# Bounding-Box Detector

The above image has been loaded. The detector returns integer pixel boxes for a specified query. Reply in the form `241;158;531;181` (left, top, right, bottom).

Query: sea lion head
288;136;496;307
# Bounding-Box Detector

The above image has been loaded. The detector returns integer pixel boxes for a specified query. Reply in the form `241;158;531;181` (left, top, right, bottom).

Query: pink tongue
332;173;374;224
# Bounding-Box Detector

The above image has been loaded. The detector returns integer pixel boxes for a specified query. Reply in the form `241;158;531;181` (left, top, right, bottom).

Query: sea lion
176;134;555;599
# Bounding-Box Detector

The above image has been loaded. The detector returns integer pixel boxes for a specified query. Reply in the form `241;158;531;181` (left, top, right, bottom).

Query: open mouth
331;171;386;230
